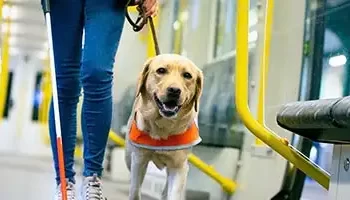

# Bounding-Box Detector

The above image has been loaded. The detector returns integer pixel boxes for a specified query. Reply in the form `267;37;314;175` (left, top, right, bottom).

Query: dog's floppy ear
193;70;203;112
135;58;153;97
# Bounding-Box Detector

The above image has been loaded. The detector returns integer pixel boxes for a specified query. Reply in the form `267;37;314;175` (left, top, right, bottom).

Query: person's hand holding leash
140;0;158;17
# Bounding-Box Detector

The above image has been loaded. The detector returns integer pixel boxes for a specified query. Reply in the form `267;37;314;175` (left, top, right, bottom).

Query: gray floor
0;153;139;200
0;152;209;200
0;153;328;200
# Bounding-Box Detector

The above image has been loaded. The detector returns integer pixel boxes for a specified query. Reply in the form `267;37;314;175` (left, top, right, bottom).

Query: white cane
42;0;68;199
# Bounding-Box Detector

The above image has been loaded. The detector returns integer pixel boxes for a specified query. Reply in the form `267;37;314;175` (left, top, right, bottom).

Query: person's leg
80;0;125;198
46;0;84;187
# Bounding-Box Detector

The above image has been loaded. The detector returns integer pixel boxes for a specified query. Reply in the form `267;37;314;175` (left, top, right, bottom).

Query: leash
125;0;160;55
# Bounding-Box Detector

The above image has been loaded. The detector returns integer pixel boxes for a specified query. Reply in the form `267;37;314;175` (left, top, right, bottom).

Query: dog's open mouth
154;93;181;117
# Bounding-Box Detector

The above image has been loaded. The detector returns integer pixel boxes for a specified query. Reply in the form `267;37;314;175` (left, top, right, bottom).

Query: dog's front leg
166;162;189;200
129;152;148;200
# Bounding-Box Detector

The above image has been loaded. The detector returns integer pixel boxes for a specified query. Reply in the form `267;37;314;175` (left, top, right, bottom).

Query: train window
197;53;254;149
213;0;258;58
31;72;43;121
213;0;236;57
170;0;214;66
2;71;13;118
184;0;213;66
171;0;187;54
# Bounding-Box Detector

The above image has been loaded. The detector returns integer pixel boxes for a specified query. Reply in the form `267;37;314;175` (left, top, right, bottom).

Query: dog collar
129;120;202;151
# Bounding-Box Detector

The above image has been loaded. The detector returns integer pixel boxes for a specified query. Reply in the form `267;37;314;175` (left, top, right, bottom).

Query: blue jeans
45;0;125;184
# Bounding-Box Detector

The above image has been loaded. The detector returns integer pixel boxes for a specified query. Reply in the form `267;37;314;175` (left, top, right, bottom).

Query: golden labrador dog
124;54;203;200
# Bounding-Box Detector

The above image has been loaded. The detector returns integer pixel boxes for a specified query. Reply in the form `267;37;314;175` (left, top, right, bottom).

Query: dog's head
135;54;203;118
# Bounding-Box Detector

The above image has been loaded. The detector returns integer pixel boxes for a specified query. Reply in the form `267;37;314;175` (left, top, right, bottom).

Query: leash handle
42;0;50;13
125;0;160;55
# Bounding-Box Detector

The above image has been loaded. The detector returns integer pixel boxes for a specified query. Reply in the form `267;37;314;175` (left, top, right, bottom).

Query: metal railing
235;0;330;190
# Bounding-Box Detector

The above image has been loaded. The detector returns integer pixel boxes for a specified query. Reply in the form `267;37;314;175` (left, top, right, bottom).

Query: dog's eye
156;67;167;74
183;72;192;79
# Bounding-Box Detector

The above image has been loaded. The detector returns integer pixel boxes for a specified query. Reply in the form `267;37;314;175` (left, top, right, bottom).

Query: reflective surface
300;0;350;198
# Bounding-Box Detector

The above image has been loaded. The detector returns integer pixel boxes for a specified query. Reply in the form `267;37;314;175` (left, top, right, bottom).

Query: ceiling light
173;20;180;30
2;5;11;19
329;54;347;67
2;5;17;19
248;31;258;43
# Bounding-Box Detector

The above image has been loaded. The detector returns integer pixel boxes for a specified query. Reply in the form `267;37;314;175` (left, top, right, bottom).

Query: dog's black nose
167;87;181;97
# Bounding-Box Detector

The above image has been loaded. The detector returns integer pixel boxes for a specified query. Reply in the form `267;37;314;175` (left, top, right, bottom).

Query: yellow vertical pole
38;78;45;123
39;56;51;123
39;56;52;145
0;0;3;21
0;0;5;120
255;0;274;145
0;14;11;120
43;70;52;123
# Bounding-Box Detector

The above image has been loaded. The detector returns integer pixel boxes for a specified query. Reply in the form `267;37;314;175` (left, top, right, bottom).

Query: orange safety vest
129;120;202;150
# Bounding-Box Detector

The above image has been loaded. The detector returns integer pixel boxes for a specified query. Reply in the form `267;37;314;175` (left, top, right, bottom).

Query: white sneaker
81;173;106;200
54;180;76;200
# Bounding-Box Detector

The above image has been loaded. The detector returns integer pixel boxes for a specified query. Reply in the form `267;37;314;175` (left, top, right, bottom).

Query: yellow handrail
255;0;273;145
39;55;53;145
0;0;3;22
108;131;237;194
235;0;330;189
39;58;52;124
0;17;11;120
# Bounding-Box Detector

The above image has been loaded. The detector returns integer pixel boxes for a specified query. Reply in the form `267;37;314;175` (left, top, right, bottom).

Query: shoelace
85;175;105;200
57;183;76;200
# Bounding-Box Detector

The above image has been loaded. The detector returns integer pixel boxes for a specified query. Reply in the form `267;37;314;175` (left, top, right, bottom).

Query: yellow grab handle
235;0;330;189
188;154;237;194
109;130;126;147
